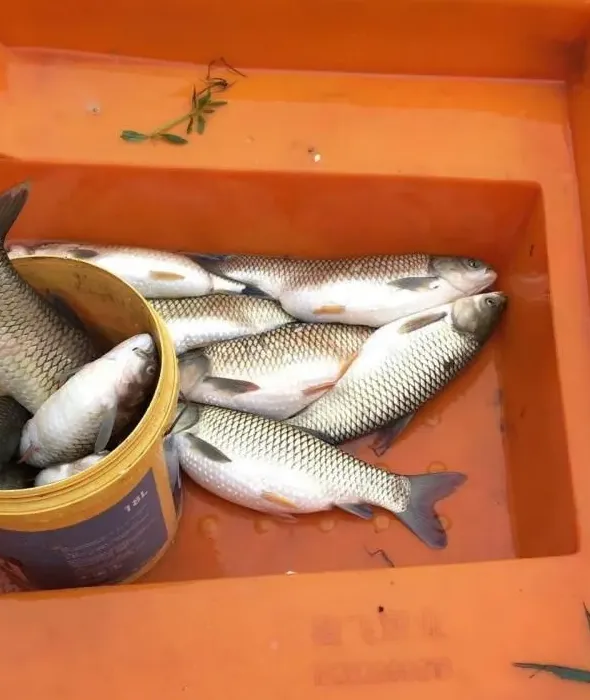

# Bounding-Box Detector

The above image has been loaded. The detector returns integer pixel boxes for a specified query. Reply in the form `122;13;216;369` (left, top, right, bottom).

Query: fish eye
484;297;497;307
467;258;482;269
146;364;157;376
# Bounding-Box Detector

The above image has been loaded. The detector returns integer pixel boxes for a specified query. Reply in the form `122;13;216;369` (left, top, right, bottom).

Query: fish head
450;292;507;342
178;349;210;398
430;256;497;294
110;333;159;408
168;399;202;435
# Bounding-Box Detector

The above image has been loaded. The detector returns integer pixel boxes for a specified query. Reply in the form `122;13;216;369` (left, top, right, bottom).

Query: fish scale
180;322;374;419
149;295;294;354
202;322;372;372
193;252;498;328
190;405;412;510
197;253;433;292
8;242;246;298
175;403;467;548
19;333;158;467
0;183;97;414
287;294;504;445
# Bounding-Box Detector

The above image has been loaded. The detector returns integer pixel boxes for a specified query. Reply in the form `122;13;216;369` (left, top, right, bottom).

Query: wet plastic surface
2;3;590;698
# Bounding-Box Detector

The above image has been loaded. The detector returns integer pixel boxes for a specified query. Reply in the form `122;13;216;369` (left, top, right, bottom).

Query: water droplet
319;517;336;532
428;461;448;473
285;570;297;575
425;414;441;427
373;515;390;532
254;518;273;534
199;516;218;538
313;152;322;163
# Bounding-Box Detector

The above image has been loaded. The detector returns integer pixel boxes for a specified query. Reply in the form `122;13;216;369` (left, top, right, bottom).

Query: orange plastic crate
2;1;590;697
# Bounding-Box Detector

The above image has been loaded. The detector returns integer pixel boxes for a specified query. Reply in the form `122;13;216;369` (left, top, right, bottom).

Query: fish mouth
453;267;498;295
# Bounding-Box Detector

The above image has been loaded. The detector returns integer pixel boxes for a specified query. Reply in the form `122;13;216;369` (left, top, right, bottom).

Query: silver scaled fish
19;333;158;467
0;182;98;413
34;452;108;487
8;242;245;298
170;403;467;549
178;322;373;419
288;291;507;454
149;295;295;355
191;252;497;327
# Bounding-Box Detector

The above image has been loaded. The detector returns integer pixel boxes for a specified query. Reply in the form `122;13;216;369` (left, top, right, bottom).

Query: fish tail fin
0;181;30;246
394;472;467;549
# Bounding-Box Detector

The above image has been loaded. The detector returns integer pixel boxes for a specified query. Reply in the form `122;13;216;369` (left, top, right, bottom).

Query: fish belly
178;448;335;515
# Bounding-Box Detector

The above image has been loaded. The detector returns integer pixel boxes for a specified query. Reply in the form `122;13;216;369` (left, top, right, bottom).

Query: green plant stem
148;109;198;138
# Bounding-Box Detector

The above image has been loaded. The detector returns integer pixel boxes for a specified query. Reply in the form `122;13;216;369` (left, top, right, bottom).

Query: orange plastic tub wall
2;2;590;699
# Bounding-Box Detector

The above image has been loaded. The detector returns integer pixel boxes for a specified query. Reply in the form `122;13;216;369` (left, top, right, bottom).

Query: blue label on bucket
0;469;168;591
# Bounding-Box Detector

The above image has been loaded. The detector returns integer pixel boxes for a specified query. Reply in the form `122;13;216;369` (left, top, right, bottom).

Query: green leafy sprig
121;57;245;146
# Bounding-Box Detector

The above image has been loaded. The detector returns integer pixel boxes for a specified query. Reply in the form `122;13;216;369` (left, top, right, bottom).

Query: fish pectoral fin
290;424;335;444
273;512;298;522
312;305;347;316
45;293;88;334
398;311;447;334
302;381;337;397
95;404;118;452
388;276;440;291
261;491;299;509
185;433;232;463
370;413;417;457
178;350;211;393
0;181;30;244
202;377;260;395
337;503;373;519
338;351;358;378
148;270;186;281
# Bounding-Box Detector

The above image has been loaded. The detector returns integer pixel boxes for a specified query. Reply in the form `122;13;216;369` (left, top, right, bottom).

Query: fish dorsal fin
397;310;447;334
